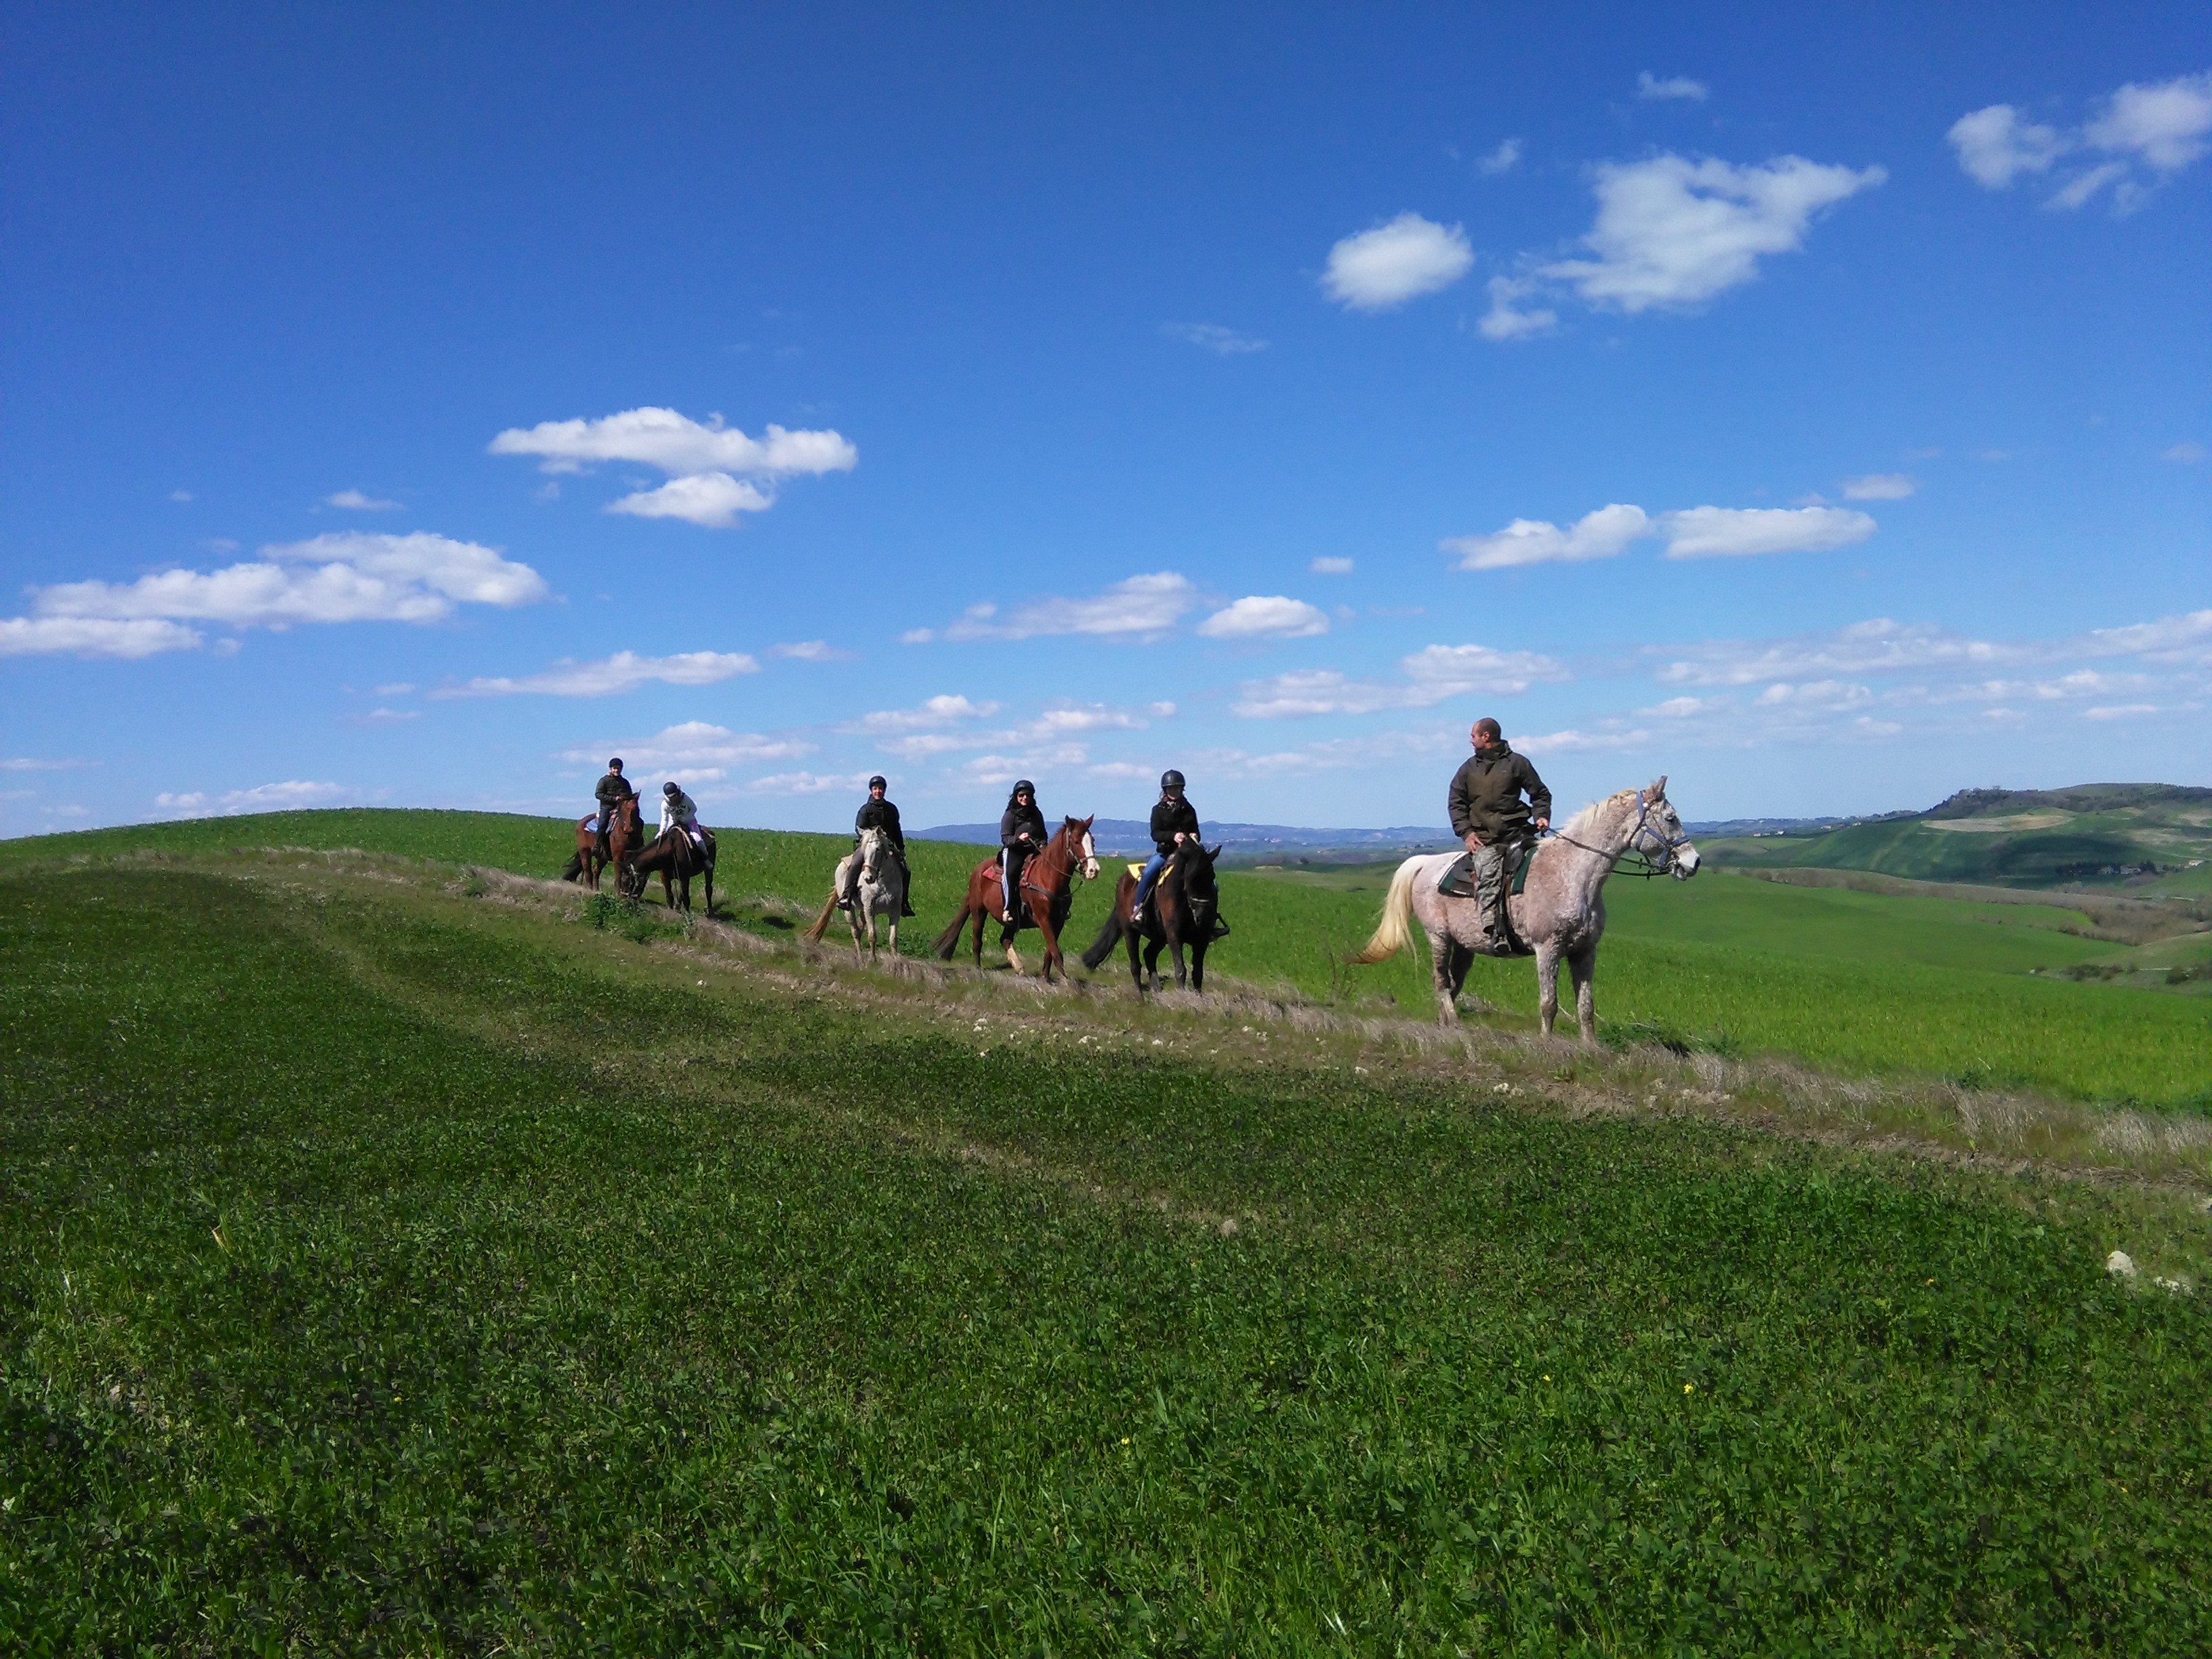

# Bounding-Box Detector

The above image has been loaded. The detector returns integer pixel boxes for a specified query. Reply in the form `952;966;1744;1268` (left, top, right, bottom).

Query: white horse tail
803;889;839;942
1349;855;1425;964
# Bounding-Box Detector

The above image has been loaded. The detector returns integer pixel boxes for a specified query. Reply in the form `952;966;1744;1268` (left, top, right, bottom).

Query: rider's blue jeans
1133;851;1167;915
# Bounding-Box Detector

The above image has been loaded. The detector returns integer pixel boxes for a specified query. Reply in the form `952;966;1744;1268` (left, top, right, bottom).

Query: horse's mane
1555;788;1638;840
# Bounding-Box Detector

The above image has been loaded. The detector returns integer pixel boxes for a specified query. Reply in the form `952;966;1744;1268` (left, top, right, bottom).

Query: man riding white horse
852;775;915;918
1446;717;1551;955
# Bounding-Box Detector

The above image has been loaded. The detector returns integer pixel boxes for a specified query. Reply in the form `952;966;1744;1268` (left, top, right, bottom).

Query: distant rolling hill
917;819;1458;863
1704;783;2212;893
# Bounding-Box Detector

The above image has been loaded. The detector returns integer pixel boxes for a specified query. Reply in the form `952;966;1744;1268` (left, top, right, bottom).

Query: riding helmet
1160;769;1185;792
608;757;623;770
868;775;888;790
1014;779;1036;795
663;781;681;796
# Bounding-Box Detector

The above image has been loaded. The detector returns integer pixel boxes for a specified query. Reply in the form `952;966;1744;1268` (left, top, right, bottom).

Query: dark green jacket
594;771;637;813
1447;743;1551;844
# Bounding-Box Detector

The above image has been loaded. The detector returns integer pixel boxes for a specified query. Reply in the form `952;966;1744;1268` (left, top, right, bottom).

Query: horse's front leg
1167;932;1188;990
1189;937;1208;994
1536;945;1562;1039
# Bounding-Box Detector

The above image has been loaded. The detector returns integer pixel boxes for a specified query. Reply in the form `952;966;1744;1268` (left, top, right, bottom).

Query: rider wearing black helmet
854;774;914;916
593;757;636;860
1132;769;1200;922
999;779;1046;924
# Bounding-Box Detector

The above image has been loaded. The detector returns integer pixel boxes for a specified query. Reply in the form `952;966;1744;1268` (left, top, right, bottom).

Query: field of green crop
5;842;2210;1653
7;809;2210;1107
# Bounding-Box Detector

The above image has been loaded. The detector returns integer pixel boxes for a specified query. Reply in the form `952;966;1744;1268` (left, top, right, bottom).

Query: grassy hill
7;808;2211;1107
1704;783;2212;894
5;828;2210;1650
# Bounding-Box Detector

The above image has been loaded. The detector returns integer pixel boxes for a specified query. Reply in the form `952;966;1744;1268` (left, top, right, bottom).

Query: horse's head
1636;775;1700;879
857;825;885;875
1067;815;1099;882
1180;843;1223;909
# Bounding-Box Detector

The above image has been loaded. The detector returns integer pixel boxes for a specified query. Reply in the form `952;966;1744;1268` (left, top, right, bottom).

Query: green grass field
5;842;2210;1653
7;809;2210;1107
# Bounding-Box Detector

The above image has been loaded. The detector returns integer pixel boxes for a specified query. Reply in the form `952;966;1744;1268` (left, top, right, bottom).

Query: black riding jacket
1000;802;1047;850
594;771;637;814
1149;796;1200;855
855;796;905;851
1447;743;1552;845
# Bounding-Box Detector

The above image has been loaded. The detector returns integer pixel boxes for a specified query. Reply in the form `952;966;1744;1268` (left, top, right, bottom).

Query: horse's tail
803;890;839;943
1349;855;1425;964
932;901;972;960
1080;907;1125;970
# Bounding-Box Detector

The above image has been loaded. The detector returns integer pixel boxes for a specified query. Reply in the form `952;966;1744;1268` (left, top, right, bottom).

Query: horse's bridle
1622;788;1692;876
1536;789;1690;878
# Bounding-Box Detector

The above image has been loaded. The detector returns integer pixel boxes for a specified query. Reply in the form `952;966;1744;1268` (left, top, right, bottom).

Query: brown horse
628;823;717;914
565;794;644;893
933;815;1100;982
1081;842;1225;994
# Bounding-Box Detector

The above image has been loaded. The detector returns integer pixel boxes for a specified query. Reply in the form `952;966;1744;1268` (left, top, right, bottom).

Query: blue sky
3;3;2207;837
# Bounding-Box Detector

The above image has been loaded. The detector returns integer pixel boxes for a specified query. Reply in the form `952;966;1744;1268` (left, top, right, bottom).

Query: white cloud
1952;75;2212;213
1443;503;1652;570
0;616;203;658
747;770;874;795
1197;595;1330;639
1658;504;1876;559
0;756;99;771
606;472;775;527
1163;322;1269;355
1655;618;2011;687
157;780;352;817
1321;213;1474;310
1840;472;1917;499
169;489;193;504
1543;154;1885;312
1476;138;1522;176
557;721;811;774
847;693;1002;733
1309;556;1354;575
357;708;420;724
1233;642;1568;717
1517;726;1656;755
2083;703;2160;720
1754;679;1876;711
1476;276;1558;341
2164;441;2207;464
490;407;857;478
436;649;760;699
1637;71;1708;102
490;406;857;529
375;681;415;696
2087;73;2212;172
941;572;1199;641
326;489;400;511
773;639;854;661
24;533;546;634
1948;105;2067;188
2063;607;2212;663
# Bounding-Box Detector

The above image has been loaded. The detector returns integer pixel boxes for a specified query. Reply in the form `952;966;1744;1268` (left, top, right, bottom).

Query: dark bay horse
628;824;717;914
933;815;1099;982
1081;843;1225;994
564;795;644;893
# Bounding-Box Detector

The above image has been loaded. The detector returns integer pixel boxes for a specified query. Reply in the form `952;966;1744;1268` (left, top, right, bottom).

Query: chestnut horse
1080;842;1226;995
564;795;644;894
933;815;1099;982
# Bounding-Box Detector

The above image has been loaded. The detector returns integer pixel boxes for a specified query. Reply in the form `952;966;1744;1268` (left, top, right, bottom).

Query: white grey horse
1352;777;1700;1038
804;826;906;961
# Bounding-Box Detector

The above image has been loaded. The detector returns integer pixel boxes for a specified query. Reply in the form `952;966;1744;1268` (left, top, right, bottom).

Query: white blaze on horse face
1079;831;1099;881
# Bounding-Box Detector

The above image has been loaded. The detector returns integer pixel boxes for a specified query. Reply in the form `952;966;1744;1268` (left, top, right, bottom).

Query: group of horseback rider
590;712;1551;950
592;757;706;857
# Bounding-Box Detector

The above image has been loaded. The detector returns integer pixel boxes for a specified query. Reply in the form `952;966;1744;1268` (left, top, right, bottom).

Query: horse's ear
1652;774;1668;799
1207;843;1223;859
